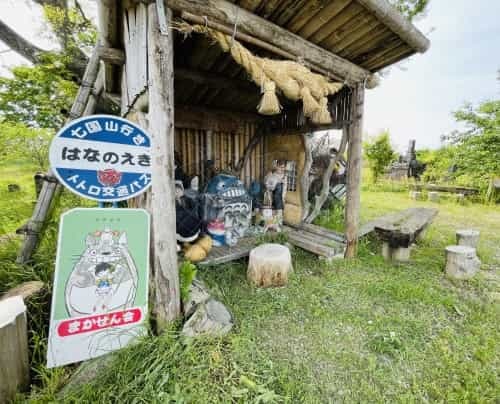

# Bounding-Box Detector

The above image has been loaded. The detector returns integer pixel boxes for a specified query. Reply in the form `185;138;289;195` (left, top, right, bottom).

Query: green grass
0;161;39;236
0;161;94;396
2;163;498;402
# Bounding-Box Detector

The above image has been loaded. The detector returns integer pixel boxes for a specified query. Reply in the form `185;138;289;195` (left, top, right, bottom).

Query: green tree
0;57;77;129
442;100;500;189
364;131;396;183
0;121;52;169
417;146;457;183
389;0;430;20
0;1;97;130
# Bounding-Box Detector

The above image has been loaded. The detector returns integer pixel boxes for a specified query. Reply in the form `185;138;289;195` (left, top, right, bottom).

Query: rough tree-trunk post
305;127;348;224
344;83;365;258
300;133;313;221
148;3;180;329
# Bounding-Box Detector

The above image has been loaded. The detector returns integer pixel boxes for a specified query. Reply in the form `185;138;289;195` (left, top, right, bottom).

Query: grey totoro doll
64;228;138;317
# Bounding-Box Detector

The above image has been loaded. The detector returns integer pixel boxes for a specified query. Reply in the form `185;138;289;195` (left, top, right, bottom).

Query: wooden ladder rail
16;47;102;264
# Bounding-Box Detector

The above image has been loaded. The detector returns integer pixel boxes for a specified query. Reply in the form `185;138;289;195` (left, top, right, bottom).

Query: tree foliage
364;131;396;183
0;2;97;170
0;2;96;130
442;100;500;189
418;99;499;191
43;3;96;59
389;0;430;20
0;121;52;169
0;55;77;129
417;146;457;183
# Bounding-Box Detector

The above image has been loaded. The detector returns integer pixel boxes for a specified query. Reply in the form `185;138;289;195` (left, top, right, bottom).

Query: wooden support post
305;127;348;224
206;129;213;161
300;133;313;221
344;83;365;258
236;131;262;176
148;3;180;328
98;0;119;92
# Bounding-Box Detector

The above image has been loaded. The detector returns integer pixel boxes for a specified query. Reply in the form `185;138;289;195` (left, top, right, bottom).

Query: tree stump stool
382;242;410;262
455;193;465;204
247;243;292;287
428;191;439;202
456;229;480;249
0;296;29;402
445;245;480;279
409;191;422;201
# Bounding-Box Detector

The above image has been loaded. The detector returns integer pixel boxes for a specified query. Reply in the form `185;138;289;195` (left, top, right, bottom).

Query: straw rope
176;22;343;124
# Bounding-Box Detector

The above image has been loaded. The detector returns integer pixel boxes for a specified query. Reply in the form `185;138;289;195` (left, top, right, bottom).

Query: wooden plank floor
283;225;345;258
199;222;348;266
199;236;257;266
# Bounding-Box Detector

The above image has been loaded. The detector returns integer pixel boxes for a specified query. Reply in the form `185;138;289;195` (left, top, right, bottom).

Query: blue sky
1;0;499;152
364;0;500;151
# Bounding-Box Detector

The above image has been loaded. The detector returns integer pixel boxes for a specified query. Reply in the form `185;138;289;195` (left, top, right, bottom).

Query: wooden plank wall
174;124;265;187
121;3;149;114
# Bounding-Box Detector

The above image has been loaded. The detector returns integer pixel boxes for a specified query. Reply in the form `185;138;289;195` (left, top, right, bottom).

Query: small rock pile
181;279;233;337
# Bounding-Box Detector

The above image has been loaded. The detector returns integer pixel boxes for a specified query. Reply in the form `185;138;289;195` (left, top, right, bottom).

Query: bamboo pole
147;3;180;327
344;83;365;258
16;47;101;264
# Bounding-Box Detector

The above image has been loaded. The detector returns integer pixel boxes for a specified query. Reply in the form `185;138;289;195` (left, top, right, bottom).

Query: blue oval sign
49;115;152;202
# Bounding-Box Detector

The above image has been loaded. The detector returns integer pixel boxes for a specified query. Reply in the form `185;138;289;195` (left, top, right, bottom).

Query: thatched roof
103;0;429;120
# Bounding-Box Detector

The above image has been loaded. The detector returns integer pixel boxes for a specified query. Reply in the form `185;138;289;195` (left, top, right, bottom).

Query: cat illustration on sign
65;228;138;317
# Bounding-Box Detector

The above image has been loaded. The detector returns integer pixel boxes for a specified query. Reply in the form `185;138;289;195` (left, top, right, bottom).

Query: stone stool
247;243;292;287
456;229;480;249
445;245;480;279
428;191;440;202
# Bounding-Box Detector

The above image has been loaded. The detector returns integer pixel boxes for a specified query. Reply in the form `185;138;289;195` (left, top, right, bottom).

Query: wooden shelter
43;0;431;325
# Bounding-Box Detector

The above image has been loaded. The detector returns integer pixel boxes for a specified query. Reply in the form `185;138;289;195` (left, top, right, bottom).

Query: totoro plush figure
64;228;138;317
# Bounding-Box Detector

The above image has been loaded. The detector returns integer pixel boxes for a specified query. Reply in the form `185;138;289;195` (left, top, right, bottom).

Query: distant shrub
364;131;396;183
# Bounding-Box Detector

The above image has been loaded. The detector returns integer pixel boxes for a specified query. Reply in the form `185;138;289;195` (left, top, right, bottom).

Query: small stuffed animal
184;235;213;262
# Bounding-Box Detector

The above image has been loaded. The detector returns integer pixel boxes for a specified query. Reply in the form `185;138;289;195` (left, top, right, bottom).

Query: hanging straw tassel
258;81;281;115
179;24;344;119
311;97;332;124
300;87;320;117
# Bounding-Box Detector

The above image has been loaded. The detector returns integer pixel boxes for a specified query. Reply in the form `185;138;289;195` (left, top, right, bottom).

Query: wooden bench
284;222;346;259
409;184;479;196
372;207;438;262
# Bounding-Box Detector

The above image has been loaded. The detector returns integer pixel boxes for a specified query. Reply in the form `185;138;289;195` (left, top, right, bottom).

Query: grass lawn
2;166;498;402
0;161;39;236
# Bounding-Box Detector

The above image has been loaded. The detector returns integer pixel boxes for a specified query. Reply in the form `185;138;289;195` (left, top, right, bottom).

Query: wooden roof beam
356;0;430;53
164;0;372;84
175;67;259;95
175;105;263;131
